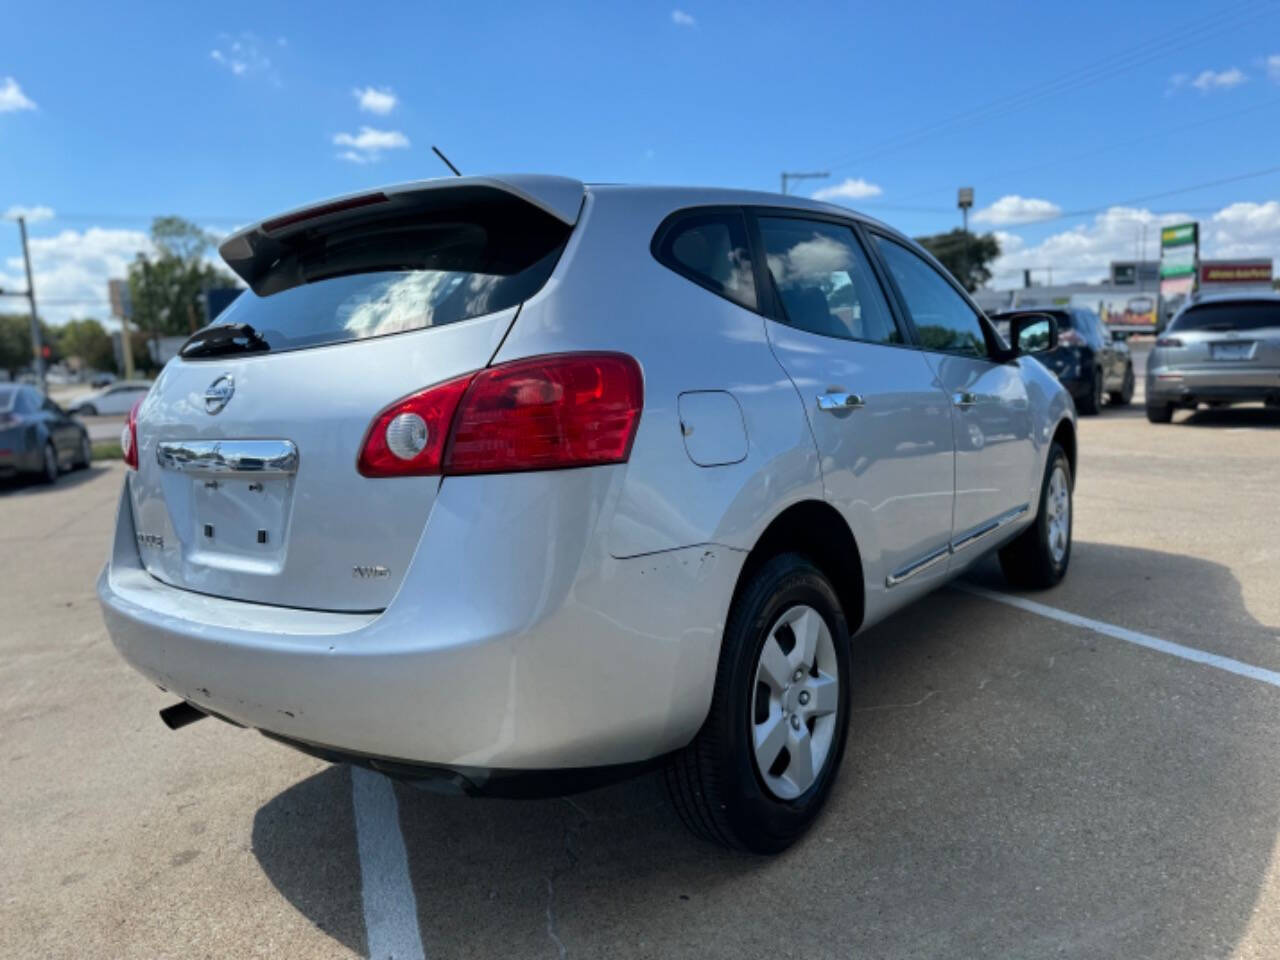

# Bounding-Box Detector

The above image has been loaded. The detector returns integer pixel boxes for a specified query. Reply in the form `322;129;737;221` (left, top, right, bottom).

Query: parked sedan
0;385;93;483
992;307;1133;414
1146;293;1280;422
70;379;153;416
98;176;1076;853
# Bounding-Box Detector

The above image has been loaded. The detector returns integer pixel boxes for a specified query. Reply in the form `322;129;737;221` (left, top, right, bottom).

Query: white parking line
351;766;426;960
957;583;1280;689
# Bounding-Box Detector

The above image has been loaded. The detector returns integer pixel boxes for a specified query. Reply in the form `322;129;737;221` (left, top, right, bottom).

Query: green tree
57;318;116;373
128;217;237;340
915;230;1001;293
0;314;29;377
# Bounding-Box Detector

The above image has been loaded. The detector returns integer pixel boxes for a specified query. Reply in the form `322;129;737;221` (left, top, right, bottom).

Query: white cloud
210;33;274;79
812;177;883;202
1191;67;1246;92
0;227;152;325
671;9;696;27
4;205;55;223
972;195;1062;226
987;203;1280;286
1267;54;1280;83
0;77;36;112
354;86;397;115
333;126;410;163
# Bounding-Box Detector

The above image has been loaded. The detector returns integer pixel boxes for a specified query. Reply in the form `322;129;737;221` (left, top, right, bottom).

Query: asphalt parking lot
4;372;1280;958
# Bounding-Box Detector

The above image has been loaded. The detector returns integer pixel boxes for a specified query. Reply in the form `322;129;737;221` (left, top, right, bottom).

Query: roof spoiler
218;174;585;293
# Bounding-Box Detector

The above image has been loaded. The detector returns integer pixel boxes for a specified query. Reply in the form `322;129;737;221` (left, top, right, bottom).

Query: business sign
1073;293;1159;329
1159;222;1198;279
1112;263;1137;285
1199;261;1273;285
108;278;133;319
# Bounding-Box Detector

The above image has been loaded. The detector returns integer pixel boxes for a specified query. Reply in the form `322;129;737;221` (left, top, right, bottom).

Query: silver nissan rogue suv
98;175;1076;852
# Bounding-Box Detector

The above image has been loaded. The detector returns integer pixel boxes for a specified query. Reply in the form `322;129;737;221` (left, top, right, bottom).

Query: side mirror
1009;313;1058;357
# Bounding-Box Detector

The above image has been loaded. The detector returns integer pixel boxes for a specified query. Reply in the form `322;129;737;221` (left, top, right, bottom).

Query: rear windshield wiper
180;322;271;359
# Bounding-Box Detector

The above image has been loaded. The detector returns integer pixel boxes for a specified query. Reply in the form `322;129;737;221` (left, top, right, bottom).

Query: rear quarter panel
492;189;824;559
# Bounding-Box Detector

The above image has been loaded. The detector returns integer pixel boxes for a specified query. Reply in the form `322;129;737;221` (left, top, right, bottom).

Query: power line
821;0;1273;175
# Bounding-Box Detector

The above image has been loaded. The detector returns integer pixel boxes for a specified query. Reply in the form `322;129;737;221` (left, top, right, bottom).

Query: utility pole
780;171;830;196
957;187;974;290
17;216;47;394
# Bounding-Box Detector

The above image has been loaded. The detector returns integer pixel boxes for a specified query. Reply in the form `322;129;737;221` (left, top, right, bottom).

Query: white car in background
98;175;1076;853
70;380;153;416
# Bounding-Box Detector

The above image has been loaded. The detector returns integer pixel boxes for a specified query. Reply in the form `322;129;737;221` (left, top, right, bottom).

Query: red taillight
356;353;644;478
357;373;474;477
1156;336;1184;348
122;397;142;469
446;353;643;475
1058;329;1086;347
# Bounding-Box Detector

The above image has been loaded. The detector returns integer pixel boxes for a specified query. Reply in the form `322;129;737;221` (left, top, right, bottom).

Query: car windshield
0;387;15;413
1170;301;1280;332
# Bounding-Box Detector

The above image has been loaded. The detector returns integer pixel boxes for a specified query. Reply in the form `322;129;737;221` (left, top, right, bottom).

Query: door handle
953;391;978;408
816;392;865;412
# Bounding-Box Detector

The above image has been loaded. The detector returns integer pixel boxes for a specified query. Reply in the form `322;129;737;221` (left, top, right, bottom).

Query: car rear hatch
1160;300;1280;379
128;176;582;611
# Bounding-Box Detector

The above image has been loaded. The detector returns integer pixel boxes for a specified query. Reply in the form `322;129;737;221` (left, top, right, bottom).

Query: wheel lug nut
792;669;803;682
790;715;801;730
798;690;811;706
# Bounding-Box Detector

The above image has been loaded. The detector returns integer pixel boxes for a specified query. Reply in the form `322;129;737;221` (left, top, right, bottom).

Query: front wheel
75;433;92;470
77;404;98;417
665;553;851;853
998;442;1072;589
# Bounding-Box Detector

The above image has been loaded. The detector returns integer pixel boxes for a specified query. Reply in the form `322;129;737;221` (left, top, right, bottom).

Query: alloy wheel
751;604;840;800
1047;464;1070;564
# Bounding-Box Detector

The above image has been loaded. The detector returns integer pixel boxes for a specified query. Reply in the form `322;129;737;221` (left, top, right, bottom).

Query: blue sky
3;0;1279;324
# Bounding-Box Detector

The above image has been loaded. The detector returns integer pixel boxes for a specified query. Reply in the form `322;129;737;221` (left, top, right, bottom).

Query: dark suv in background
992;307;1133;415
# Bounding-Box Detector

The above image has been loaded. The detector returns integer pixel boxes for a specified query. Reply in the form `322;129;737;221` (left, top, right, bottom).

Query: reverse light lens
385;412;429;461
445;353;643;475
1058;329;1086;347
1156;336;1184;348
122;397;142;469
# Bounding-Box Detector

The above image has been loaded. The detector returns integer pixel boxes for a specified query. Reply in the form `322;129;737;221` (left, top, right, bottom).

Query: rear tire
40;442;59;484
998;442;1072;589
665;553;851;854
77;404;98;417
1109;364;1133;406
1078;368;1102;416
1145;402;1174;424
75;433;92;470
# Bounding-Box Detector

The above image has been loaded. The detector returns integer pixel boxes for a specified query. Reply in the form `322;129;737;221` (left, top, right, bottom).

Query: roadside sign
108;278;133;319
1199;260;1273;285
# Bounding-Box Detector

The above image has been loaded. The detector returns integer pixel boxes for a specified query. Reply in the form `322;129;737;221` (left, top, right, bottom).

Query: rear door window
653;210;757;310
757;217;902;344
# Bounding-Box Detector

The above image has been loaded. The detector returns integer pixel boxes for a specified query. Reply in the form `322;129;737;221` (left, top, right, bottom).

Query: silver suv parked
1146;292;1280;422
98;176;1076;852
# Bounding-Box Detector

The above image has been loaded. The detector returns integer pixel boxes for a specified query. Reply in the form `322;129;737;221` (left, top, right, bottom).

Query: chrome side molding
156;439;299;476
885;503;1030;588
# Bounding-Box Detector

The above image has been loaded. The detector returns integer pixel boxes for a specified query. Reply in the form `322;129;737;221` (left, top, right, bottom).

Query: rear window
184;196;571;358
653;210;757;310
1170;301;1280;333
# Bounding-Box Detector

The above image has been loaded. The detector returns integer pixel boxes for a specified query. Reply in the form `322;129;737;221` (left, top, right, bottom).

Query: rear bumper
98;474;742;771
1146;365;1280;405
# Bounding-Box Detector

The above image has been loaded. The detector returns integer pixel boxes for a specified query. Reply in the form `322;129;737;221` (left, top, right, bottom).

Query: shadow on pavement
0;464;109;496
252;542;1280;958
1173;404;1280;429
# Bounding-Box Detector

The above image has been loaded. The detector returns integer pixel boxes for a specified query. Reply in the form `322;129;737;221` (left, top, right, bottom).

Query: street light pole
17;216;46;394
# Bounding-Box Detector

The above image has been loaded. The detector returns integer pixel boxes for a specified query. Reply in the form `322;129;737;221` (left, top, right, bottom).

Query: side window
872;235;989;358
758;217;901;344
654;210;756;310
